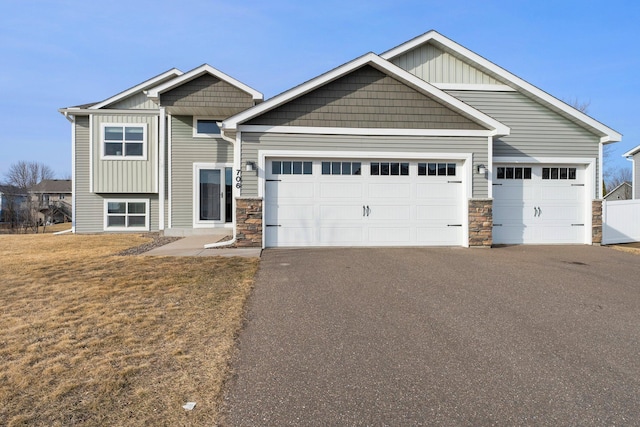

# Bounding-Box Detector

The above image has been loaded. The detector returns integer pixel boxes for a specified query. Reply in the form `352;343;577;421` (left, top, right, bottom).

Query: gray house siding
92;114;158;193
161;74;255;114
75;116;159;233
169;115;233;228
240;132;488;198
109;92;158;110
246;66;484;130
448;90;601;189
390;43;502;85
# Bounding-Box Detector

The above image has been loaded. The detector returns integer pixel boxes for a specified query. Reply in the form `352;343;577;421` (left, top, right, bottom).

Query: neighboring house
624;144;640;199
0;185;28;226
59;65;263;235
61;30;621;248
604;182;632;201
30;179;72;224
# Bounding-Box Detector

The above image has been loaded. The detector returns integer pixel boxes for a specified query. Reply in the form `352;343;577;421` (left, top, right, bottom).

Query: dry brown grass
0;233;258;426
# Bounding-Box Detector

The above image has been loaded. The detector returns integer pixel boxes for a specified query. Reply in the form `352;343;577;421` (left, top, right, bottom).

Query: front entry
194;163;233;227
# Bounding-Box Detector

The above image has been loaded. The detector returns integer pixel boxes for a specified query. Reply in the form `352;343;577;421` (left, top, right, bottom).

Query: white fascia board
494;156;596;164
623;144;640;158
238;125;494;137
381;31;622;142
146;64;263;101
432;83;515;92
225;53;510;136
89;69;183;110
59;108;160;116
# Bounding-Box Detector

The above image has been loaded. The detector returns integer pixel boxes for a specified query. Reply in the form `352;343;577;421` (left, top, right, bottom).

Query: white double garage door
264;158;588;247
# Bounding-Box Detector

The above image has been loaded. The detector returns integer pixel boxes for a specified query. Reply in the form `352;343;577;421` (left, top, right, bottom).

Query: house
0;185;28;227
59;65;263;235
29;179;72;224
60;30;621;248
604;182;632;201
624;144;640;199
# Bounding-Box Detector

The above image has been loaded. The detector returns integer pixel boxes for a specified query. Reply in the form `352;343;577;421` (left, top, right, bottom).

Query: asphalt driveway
223;246;640;426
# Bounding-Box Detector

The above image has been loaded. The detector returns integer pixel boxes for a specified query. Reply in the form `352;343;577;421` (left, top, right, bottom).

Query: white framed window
104;199;149;231
193;117;221;138
101;124;147;159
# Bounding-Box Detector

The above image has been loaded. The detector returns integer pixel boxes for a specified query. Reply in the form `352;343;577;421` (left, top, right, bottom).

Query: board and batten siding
169;115;233;228
390;43;502;85
74;116;159;232
246;66;484;130
240;133;488;198
92;114;158;193
448;90;601;190
109;92;158;110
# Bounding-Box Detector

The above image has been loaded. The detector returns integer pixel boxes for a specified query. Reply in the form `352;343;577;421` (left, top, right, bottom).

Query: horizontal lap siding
240;133;487;198
93;114;158;193
448;90;600;191
246;66;483;130
170;115;233;228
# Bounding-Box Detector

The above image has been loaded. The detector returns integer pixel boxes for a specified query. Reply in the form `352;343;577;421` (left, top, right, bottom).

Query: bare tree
3;161;55;232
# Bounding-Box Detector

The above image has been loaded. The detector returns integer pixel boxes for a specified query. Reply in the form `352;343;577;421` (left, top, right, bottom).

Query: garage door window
542;167;576;180
370;162;409;176
322;161;362;175
497;167;532;180
272;161;312;175
418;163;456;176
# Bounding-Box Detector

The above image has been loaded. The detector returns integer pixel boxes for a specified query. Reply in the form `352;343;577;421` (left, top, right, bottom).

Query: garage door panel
320;204;365;221
267;182;314;199
417;204;461;221
416;226;462;245
266;204;315;221
367;205;411;221
319;182;363;198
539;186;581;202
319;226;363;245
416;182;459;200
368;227;413;245
539;225;582;243
368;182;411;199
266;226;315;247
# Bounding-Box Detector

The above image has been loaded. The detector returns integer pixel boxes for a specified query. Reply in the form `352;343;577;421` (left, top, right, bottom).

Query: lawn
0;233;259;426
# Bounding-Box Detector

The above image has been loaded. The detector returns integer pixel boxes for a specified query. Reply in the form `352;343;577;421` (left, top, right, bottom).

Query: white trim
381;31;621;142
168;114;173;228
89;114;93;193
598;142;604;199
192;162;233;228
493;156;595;244
154;116;159;193
158;108;166;230
89;69;183;110
71;115;76;233
237;125;498;137
60;108;160;115
487;136;493;199
224;53;510;136
99;123;148;160
623;144;640;158
432;83;516;92
146;64;263;101
103;199;150;231
192;117;222;138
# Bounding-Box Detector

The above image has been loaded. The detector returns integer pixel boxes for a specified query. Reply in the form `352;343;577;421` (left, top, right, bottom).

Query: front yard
0;233;258;426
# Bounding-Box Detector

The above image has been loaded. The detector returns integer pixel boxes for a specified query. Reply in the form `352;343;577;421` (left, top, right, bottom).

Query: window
418;162;456;176
370;162;409;176
102;124;146;158
104;200;149;230
194;118;221;137
271;161;312;175
321;161;362;175
542;167;577;180
496;167;532;180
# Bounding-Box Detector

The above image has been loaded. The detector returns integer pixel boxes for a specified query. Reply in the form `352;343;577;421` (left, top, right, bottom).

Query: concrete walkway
142;234;262;257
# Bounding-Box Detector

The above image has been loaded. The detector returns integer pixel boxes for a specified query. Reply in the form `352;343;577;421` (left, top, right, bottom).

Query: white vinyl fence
602;199;640;244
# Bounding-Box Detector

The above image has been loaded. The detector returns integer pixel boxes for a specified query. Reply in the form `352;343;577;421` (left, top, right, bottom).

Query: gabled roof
381;30;622;143
145;64;263;102
30;180;72;194
223;52;510;136
623;144;640;157
88;68;183;110
603;181;632;200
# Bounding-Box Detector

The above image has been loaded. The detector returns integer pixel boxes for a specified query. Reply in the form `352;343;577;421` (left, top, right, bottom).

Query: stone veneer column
235;198;263;247
468;198;493;247
592;200;602;245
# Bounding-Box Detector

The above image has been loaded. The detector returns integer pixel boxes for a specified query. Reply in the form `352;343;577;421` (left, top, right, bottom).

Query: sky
1;0;638;182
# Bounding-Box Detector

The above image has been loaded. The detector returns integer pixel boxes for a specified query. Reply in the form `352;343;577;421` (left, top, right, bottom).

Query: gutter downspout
203;127;238;249
158;107;166;231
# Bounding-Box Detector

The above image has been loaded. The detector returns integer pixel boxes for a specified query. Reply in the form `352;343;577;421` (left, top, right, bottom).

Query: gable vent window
542;167;576;180
102;125;146;158
194;118;221;137
497;167;532;180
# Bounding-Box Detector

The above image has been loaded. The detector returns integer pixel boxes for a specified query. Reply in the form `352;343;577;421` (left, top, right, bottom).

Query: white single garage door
493;165;586;244
264;159;465;247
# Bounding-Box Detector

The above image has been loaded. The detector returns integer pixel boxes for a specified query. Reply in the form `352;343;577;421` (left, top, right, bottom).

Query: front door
194;163;233;226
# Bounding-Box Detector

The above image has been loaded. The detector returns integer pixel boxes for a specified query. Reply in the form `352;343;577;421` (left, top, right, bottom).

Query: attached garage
264;157;467;247
492;163;590;244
